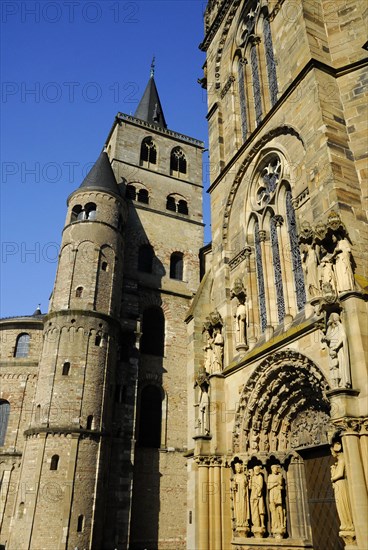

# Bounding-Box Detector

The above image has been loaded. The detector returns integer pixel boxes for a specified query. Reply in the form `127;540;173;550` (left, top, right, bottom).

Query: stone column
287;455;311;541
197;459;209;550
212;457;222;550
338;418;368;549
359;420;368;489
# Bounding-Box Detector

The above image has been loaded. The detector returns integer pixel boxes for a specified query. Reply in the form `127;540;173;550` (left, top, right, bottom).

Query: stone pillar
197;459;209;550
338;418;368;549
212;458;222;550
359;420;368;489
287;455;311;541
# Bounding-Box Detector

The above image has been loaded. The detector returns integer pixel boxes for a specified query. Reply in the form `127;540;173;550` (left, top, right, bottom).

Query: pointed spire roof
79;151;120;194
134;64;167;129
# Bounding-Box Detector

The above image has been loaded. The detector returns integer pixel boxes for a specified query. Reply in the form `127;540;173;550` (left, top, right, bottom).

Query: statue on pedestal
267;464;286;538
330;442;355;540
323;312;351;389
331;236;355;292
194;368;210;436
249;465;266;537
231;278;249;350
202;311;224;374
232;461;249;533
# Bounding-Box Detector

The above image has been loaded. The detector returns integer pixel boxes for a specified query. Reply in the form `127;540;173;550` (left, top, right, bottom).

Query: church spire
134;61;167;129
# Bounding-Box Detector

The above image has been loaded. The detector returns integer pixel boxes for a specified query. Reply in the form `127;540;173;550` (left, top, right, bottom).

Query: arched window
62;362;70;376
250;41;262;125
86;415;94;430
170;147;187;176
138;385;162;448
263;15;278;106
137;188;149;204
75;286;83;298
95;334;102;346
237;58;248;140
286;190;306;310
77;514;84;533
85;202;97;220
71;205;83;223
177;200;188;215
138;244;154;273
140;137;157;166
166;195;176;212
126;184;136;200
14;333;30;358
170;252;184;280
50;454;59;471
140;307;165;356
0;400;10;446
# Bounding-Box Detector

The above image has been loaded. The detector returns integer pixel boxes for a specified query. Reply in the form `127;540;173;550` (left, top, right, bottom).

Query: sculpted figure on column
195;368;210;436
232;462;249;532
267;464;286;538
250;465;266;537
231;278;248;349
323;312;352;389
212;327;224;372
330;442;355;536
331;236;355;292
301;242;319;298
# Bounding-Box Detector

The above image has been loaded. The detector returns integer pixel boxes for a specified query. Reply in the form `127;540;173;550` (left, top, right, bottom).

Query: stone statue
249;466;266;537
195;368;210;435
232;462;249;531
212;327;224;372
267;464;286;538
331;236;355;292
318;255;336;293
203;328;214;374
231;278;248;349
330;442;355;535
323;312;351;389
198;383;210;435
301;242;319;298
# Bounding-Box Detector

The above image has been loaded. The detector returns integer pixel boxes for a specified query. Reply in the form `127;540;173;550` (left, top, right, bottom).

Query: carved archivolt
232;349;330;454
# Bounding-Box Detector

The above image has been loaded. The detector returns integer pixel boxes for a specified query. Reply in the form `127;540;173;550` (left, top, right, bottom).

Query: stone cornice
24;426;105;439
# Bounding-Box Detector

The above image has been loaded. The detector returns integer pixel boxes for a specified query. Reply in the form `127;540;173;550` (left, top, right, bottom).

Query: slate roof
79;151;119;194
134;76;167;129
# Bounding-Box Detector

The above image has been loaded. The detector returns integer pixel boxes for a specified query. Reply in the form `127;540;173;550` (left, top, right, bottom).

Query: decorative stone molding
232;349;329;453
220;75;235;99
292;187;309;209
331;416;367;435
229;246;252;270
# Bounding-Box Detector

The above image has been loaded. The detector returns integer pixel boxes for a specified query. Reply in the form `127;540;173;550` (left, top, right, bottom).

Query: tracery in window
170;147;187;176
140;137;157;167
286;190;306;310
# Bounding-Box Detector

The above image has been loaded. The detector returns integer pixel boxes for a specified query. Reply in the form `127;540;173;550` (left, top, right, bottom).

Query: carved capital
332;417;366;435
273;215;284;227
258;230;267;242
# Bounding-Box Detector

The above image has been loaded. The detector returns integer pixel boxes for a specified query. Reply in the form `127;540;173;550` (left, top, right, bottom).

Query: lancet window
246;153;305;333
233;4;278;139
140;137;157;167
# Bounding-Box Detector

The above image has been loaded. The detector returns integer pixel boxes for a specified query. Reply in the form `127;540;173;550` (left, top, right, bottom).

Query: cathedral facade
0;1;367;550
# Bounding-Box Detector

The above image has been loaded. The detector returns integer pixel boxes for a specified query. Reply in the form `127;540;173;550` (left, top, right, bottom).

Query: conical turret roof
79;151;119;194
134;76;167;129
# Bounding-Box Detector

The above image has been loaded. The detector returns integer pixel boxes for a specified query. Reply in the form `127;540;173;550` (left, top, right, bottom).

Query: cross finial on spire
150;56;155;78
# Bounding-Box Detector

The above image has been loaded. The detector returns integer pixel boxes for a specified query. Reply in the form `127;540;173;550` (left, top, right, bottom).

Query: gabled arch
232;350;330;454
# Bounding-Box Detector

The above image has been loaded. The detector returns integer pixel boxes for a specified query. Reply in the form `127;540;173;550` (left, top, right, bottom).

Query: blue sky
1;0;211;318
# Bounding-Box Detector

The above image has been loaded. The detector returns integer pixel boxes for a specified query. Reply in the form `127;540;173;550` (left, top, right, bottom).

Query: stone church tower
187;1;367;549
0;73;203;549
